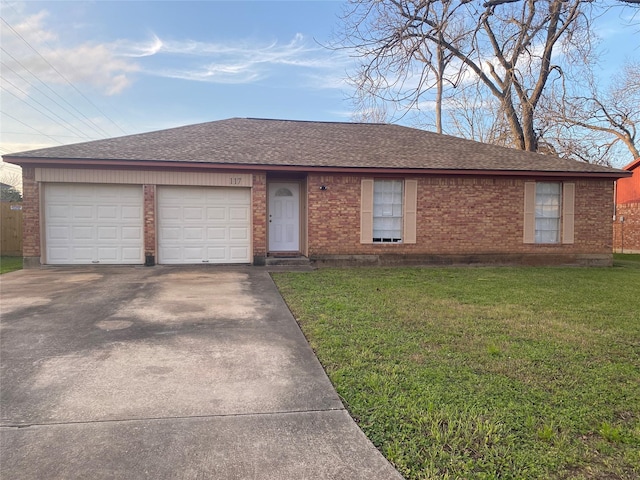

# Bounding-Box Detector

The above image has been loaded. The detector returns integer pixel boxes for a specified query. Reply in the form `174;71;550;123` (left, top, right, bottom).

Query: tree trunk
435;43;444;134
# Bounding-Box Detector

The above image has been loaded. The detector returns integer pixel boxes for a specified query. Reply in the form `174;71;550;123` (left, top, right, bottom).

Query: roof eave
3;157;630;179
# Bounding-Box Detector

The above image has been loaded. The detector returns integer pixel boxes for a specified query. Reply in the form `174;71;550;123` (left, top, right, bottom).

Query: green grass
614;253;640;263
0;256;22;274
273;264;640;479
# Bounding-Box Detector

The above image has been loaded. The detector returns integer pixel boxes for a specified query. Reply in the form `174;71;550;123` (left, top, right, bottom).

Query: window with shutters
361;178;417;245
523;181;575;245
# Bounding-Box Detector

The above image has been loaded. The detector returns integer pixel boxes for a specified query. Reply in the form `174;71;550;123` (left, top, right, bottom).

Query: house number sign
221;173;250;187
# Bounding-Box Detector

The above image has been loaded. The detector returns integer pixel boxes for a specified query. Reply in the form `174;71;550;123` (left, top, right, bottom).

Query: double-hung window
373;180;403;242
535;182;561;243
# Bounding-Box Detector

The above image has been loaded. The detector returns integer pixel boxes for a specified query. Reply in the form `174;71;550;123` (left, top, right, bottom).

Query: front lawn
273;264;640;479
0;256;22;274
614;253;640;264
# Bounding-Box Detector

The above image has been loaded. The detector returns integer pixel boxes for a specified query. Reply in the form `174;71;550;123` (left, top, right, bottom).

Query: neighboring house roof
622;157;640;172
3;118;630;178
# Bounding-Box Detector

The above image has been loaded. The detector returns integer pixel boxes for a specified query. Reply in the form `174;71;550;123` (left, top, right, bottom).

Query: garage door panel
183;207;204;221
121;206;142;220
160;206;181;221
97;247;119;261
227;189;250;202
230;227;249;240
229;207;249;221
206;207;226;221
122;226;142;240
73;226;95;240
158;186;251;264
205;190;226;202
97;226;117;240
160;247;180;262
207;227;227;240
48;247;70;262
184;227;205;241
183;247;206;262
48;226;70;240
97;205;118;220
230;247;250;261
45;184;144;265
207;247;227;260
122;247;144;262
159;227;180;241
70;247;94;262
48;205;70;219
73;205;94;219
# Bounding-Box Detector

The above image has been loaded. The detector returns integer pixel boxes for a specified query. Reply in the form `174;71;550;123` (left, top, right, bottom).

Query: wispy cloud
115;32;348;86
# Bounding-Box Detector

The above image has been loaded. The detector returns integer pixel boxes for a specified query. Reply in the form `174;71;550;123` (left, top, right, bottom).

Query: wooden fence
1;202;23;256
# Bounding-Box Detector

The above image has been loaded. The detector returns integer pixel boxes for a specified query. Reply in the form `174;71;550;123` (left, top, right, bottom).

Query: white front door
268;182;300;252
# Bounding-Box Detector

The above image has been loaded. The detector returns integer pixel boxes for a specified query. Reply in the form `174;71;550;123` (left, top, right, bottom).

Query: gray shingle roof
3;117;626;175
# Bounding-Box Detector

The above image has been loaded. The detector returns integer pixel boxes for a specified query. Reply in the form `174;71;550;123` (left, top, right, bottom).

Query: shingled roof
4;118;628;177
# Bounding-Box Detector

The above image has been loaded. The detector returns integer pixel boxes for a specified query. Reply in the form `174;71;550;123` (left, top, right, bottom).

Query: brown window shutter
523;182;536;243
403;179;418;244
360;179;374;244
562;183;575;244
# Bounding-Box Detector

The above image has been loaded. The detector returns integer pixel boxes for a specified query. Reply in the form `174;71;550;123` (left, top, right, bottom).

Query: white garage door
45;184;144;265
158;186;251;264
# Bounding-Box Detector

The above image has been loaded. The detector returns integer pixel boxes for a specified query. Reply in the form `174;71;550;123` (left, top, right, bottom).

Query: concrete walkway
0;267;403;479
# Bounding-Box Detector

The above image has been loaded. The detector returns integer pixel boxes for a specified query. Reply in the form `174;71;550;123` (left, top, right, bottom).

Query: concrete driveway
1;267;402;479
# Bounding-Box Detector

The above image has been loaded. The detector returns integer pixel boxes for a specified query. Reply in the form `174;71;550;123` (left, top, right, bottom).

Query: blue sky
0;0;638;175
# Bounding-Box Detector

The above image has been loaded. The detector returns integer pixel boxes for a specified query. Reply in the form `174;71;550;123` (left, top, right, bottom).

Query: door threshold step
265;256;311;266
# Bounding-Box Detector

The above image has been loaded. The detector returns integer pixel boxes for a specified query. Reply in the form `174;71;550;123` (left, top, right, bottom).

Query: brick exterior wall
20;168;615;266
613;202;640;253
306;174;614;258
143;185;156;262
252;173;267;263
21;167;40;262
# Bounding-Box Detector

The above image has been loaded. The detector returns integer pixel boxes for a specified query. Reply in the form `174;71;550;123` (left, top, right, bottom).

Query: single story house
3;118;631;268
613;158;640;253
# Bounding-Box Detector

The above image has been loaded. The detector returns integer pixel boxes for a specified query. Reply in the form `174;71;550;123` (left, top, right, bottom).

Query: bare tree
341;0;598;152
347;0;470;132
541;61;639;164
442;81;513;145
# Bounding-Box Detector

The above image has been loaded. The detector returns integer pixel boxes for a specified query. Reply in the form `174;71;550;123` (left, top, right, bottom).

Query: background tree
540;61;639;165
0;169;22;202
0;184;22;202
340;0;638;164
348;0;469;131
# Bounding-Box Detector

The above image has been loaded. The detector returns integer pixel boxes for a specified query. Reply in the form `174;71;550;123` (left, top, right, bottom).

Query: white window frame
535;182;562;244
373;179;404;243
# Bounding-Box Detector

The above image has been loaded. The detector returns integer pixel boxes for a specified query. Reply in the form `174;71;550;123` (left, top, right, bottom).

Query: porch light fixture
320;185;327;191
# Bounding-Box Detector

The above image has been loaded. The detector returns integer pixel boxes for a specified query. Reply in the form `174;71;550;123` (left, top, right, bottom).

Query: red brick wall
21;167;40;259
143;185;156;259
613;202;640;253
252;173;267;260
306;174;614;257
